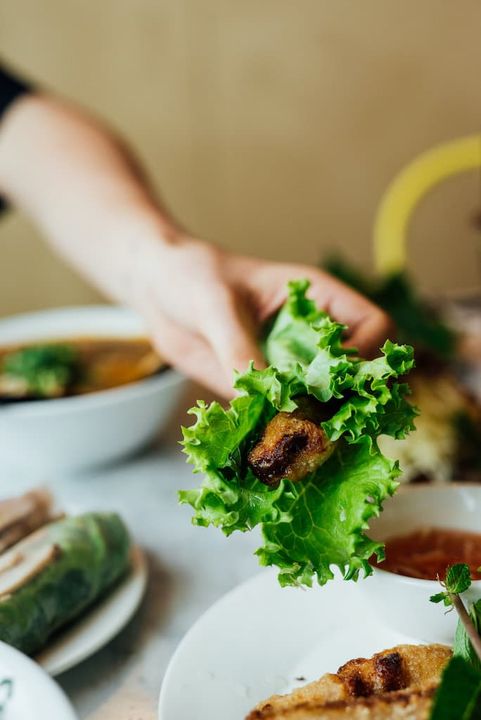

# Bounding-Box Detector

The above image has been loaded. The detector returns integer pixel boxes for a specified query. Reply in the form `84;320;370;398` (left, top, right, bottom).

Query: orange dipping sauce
374;528;481;581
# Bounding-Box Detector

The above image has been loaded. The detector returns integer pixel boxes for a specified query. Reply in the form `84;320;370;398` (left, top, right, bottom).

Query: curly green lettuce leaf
263;278;354;402
180;279;416;587
257;439;400;586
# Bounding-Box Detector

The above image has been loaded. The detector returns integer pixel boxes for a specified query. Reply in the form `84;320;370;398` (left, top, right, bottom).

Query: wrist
100;202;181;307
123;213;207;309
129;230;221;320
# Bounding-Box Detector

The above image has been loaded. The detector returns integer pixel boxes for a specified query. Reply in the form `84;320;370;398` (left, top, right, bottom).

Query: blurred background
1;0;481;317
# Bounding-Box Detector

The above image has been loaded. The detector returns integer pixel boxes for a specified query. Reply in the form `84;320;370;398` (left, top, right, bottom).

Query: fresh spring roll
0;512;131;655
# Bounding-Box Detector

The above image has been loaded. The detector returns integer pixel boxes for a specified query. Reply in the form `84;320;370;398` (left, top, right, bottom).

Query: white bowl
0;306;186;474
359;484;481;643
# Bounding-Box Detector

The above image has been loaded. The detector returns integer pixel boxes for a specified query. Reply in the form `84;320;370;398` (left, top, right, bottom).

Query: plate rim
158;568;276;718
157;568;425;720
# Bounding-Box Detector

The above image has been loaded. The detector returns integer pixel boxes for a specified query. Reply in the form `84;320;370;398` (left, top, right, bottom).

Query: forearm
0;91;393;396
0;92;181;310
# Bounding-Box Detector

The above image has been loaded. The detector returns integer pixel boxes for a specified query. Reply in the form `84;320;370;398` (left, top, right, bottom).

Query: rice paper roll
0;512;131;655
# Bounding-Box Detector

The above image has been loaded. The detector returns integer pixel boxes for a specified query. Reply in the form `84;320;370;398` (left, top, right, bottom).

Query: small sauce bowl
359;484;481;643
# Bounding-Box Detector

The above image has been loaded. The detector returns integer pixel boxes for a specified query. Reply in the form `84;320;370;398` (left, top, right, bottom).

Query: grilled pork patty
248;400;334;486
247;644;451;720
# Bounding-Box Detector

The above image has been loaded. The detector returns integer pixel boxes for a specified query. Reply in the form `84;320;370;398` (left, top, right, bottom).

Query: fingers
197;285;266;382
346;307;395;358
148;314;237;398
243;262;395;357
306;273;395;356
145;249;395;400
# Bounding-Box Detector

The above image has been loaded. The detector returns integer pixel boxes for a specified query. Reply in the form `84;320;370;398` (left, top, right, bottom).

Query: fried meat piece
247;401;334;486
247;644;451;720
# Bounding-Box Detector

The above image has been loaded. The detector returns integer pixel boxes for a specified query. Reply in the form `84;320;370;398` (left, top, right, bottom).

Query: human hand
0;94;391;395
135;237;394;398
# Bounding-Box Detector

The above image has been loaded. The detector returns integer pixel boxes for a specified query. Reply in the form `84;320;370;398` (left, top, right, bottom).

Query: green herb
180;279;416;587
429;564;481;719
430;563;473;606
455;600;481;676
430;656;481;720
430;563;481;662
324;256;457;361
2;344;79;398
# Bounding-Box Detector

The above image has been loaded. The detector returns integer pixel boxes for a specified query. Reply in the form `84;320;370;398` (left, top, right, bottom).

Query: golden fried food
247;688;435;719
247;644;451;720
247;403;334;487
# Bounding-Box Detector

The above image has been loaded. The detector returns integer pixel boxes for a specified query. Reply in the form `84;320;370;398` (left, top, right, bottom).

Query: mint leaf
429;656;481;720
430;563;473;607
430;566;481;718
446;563;473;595
454;599;481;675
430;592;451;606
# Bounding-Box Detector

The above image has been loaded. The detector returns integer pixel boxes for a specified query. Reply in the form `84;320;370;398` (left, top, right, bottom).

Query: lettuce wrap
180;280;416;587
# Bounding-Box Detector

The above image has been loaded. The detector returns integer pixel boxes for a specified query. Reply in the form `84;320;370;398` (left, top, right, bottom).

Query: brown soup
0;337;166;397
373;528;481;581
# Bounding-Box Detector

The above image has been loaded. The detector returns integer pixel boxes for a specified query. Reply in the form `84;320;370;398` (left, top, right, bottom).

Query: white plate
158;569;424;720
0;641;77;719
37;545;147;676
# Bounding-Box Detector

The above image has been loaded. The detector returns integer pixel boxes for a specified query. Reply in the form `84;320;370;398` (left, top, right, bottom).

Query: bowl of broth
0;305;186;473
359;484;481;643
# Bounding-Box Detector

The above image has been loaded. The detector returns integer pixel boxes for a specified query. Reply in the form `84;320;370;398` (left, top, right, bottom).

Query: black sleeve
0;64;34;213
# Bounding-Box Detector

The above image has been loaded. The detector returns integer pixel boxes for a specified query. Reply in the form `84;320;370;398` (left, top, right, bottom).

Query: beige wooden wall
1;1;481;316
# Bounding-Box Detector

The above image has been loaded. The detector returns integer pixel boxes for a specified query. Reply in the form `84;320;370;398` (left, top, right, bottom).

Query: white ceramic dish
0;306;186;473
0;640;77;719
158;569;422;720
359;484;481;643
37;545;147;676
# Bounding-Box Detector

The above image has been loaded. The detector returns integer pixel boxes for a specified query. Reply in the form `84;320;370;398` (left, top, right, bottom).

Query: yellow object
374;135;481;275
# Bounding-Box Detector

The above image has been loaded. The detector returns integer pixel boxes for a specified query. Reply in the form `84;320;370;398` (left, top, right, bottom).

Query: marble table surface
1;385;261;720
